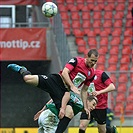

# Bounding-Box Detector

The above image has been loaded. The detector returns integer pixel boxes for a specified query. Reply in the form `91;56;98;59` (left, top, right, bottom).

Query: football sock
79;129;85;133
20;68;31;77
106;126;114;133
55;116;71;133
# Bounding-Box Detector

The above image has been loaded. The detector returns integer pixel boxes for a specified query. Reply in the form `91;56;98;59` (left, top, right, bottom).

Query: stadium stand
57;0;133;118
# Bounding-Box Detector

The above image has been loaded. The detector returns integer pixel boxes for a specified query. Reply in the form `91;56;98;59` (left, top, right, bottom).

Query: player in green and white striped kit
35;92;98;133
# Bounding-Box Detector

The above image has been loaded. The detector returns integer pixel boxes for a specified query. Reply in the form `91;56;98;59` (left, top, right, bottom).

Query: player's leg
97;124;106;133
79;112;90;133
106;125;118;133
92;109;107;133
55;105;74;133
7;64;39;86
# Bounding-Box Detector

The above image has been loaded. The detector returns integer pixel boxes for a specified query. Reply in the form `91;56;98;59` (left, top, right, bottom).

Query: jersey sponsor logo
73;72;86;87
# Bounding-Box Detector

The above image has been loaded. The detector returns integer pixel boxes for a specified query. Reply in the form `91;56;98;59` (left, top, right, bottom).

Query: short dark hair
87;95;98;104
87;49;99;57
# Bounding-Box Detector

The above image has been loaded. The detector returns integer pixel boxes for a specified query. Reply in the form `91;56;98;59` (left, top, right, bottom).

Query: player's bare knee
65;106;74;118
79;122;87;130
98;127;106;133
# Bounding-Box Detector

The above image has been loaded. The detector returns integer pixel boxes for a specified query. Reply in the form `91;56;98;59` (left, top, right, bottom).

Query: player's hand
92;91;100;96
84;107;90;119
70;86;80;95
34;110;43;121
58;108;65;119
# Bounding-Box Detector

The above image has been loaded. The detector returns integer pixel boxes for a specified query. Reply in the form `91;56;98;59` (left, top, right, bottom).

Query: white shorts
38;109;59;133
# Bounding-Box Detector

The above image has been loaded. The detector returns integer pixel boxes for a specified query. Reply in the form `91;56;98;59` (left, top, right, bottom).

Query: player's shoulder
76;57;85;63
95;69;104;75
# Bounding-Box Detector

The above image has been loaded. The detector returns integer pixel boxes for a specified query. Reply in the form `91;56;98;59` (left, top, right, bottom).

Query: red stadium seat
98;47;107;55
110;73;117;83
76;0;85;4
112;29;121;36
64;28;71;35
65;0;74;4
56;0;65;4
58;4;68;12
100;30;109;37
88;2;95;10
97;55;106;63
60;12;69;20
81;6;90;12
123;38;132;45
110;37;120;45
87;38;97;48
116;93;125;102
77;3;84;11
93;5;102;11
73;29;84;38
118;75;128;83
124;29;132;36
115;3;125;11
76;39;86;53
103;20;112;27
93;12;102;19
104;12;113;19
122;46;131;54
126;20;132;27
83;28;91;35
114;12;124;19
114;103;124;116
69;5;79;12
125;103;133;115
71;12;80;20
87;30;96;37
71;20;81;29
119;64;129;71
108;55;118;64
62;20;70;28
120;56;130;64
129;86;133;93
82;12;91;20
82;20;91;29
96;64;105;70
109;46;119;54
100;38;108;46
117;84;126;93
93;20;101;26
104;4;114;11
107;65;117;71
113;20;122;27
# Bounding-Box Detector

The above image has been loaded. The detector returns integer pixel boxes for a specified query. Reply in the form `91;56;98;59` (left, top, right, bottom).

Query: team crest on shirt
94;75;97;80
88;71;91;76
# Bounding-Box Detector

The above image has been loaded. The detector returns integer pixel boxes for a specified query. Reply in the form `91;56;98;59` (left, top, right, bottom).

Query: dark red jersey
60;57;95;88
93;70;113;109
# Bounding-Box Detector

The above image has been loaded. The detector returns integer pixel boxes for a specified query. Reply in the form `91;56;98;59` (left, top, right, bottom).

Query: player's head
87;95;98;111
86;49;99;68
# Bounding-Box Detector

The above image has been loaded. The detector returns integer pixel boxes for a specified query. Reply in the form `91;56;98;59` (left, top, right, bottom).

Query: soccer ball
42;2;58;18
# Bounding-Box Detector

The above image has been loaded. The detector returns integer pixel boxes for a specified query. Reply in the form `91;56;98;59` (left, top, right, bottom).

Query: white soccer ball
42;2;58;18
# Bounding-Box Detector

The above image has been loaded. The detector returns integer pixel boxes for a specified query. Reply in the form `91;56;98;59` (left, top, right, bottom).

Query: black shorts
80;109;107;125
37;74;71;110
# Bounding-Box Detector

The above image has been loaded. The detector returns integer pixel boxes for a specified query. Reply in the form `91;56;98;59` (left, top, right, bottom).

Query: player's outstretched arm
59;92;70;119
34;99;53;121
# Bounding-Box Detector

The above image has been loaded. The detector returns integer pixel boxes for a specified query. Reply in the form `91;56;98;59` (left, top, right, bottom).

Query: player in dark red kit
7;49;99;133
79;69;118;133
